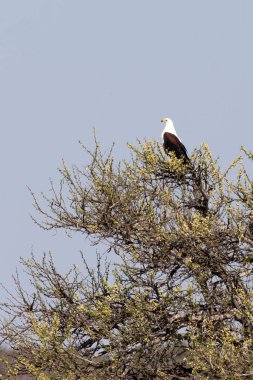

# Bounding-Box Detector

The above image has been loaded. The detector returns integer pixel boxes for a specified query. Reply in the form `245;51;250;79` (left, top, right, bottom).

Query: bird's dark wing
163;132;189;161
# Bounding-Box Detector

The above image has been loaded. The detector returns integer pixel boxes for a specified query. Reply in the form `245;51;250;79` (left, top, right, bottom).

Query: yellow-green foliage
2;140;253;379
189;322;253;379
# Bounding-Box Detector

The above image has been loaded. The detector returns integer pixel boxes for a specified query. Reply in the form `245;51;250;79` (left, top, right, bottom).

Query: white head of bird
161;117;180;140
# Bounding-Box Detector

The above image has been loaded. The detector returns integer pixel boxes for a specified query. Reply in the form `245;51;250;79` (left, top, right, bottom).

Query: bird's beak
161;119;164;123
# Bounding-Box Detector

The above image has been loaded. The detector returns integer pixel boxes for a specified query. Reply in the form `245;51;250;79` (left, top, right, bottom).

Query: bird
161;118;189;162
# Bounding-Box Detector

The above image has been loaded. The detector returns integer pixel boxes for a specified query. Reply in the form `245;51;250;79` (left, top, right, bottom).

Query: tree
1;139;253;379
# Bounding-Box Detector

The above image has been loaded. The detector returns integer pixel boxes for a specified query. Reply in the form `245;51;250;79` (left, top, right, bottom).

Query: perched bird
161;118;189;162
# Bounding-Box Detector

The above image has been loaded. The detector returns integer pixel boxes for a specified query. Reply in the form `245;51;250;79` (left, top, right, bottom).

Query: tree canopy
1;140;253;379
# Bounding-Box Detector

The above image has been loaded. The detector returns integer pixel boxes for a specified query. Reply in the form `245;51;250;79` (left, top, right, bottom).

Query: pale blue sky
0;1;253;290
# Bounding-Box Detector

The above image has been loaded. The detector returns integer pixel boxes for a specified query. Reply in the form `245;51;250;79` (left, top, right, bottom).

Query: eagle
161;118;189;162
